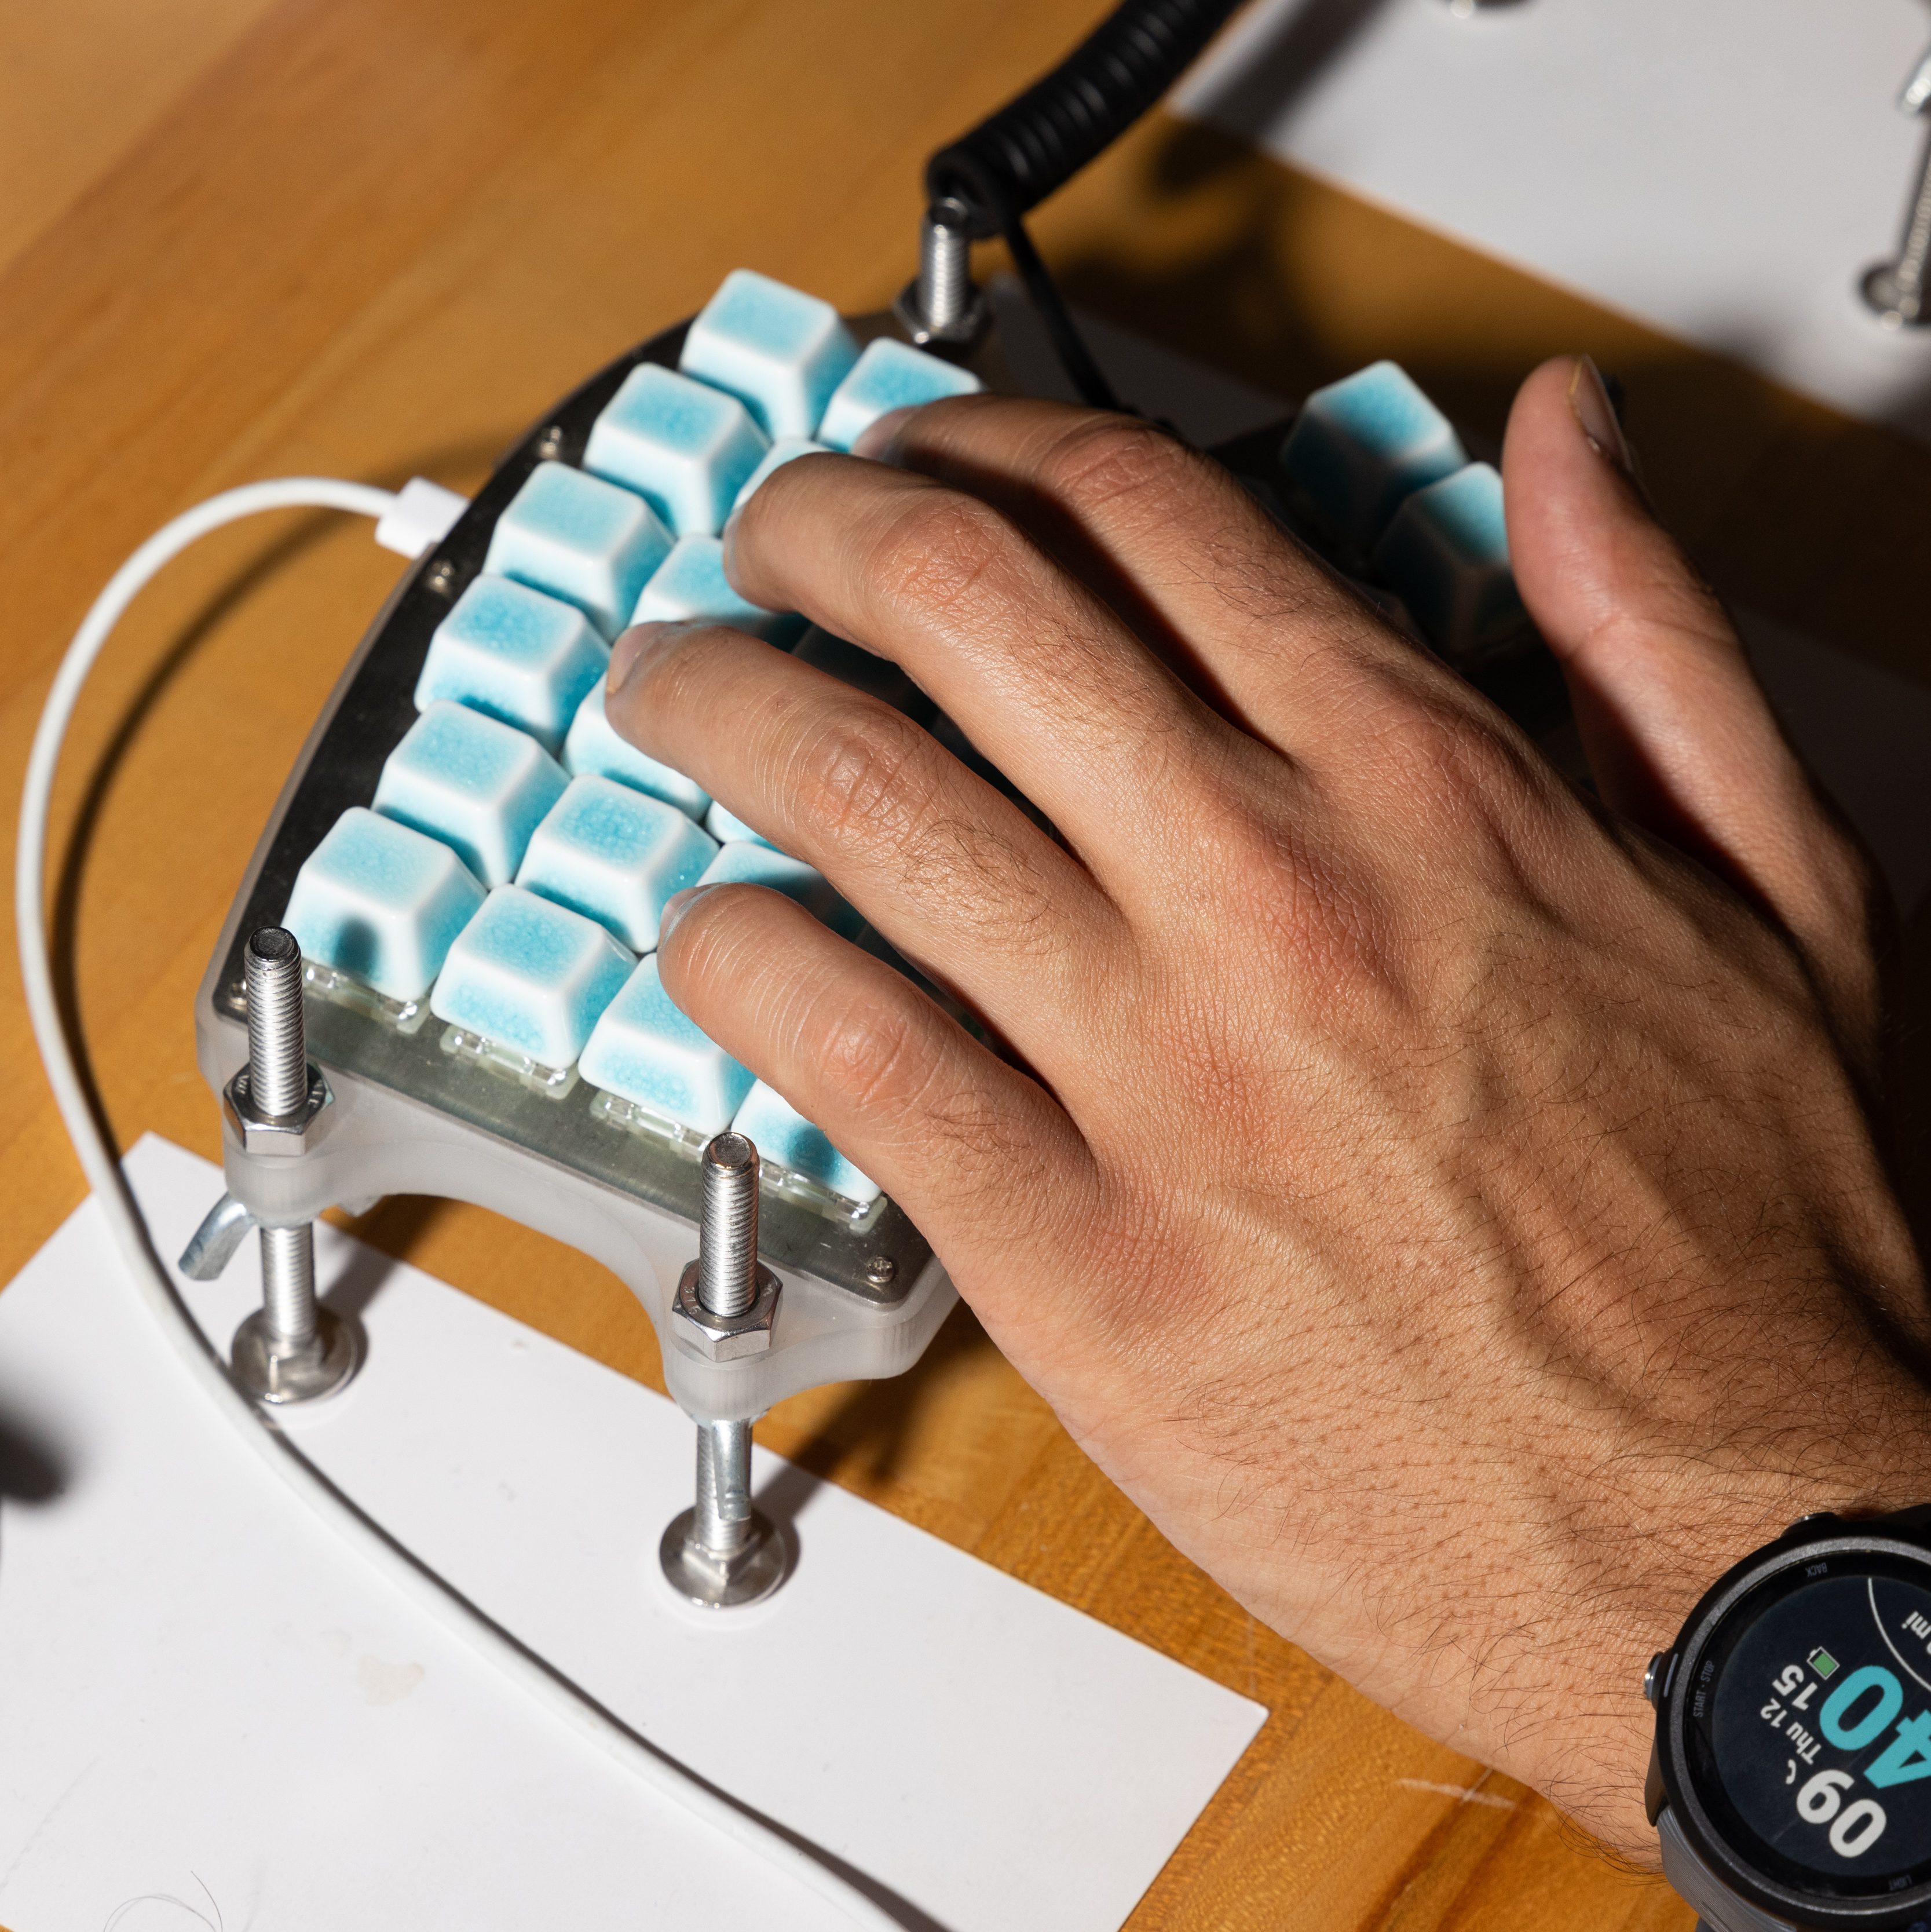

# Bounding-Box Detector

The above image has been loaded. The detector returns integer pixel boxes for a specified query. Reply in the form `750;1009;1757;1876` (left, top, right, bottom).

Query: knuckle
819;992;937;1126
786;699;935;848
1035;415;1195;514
868;487;1014;615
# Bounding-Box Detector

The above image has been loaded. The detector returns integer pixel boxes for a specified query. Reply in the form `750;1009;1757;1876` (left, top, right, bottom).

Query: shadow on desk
1044;118;1931;696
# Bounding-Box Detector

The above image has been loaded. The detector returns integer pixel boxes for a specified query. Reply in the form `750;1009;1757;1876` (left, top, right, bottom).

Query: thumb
1502;355;1882;1053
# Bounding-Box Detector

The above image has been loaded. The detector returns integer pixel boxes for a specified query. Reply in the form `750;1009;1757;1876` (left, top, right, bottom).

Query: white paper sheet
1179;0;1931;441
0;1136;1263;1931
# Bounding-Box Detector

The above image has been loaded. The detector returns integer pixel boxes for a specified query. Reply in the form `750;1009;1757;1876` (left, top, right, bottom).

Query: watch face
1685;1552;1931;1902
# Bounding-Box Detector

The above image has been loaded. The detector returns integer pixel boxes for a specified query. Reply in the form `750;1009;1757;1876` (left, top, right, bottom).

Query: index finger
868;394;1436;753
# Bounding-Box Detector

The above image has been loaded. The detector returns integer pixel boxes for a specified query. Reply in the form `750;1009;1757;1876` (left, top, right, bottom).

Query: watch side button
1645;1652;1667;1705
1786;1510;1837;1536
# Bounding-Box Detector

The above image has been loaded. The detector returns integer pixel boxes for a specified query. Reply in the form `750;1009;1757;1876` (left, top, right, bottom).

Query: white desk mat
0;1135;1263;1931
1179;0;1931;443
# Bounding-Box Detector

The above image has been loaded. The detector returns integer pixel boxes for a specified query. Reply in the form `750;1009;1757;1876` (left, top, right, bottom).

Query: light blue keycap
679;269;858;440
732;1079;880;1207
283;807;485;1003
373;700;568;889
484;461;672;638
699;840;860;939
704;799;780;851
1281;361;1468;551
585;364;769;537
731;437;831;514
564;677;710;820
818;338;983;452
414;574;609;753
1372;462;1526;660
429;884;634;1069
516;775;718;952
632;535;801;645
579;955;754;1135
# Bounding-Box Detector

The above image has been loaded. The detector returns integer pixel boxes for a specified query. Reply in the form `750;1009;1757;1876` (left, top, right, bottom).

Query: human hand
605;355;1930;1860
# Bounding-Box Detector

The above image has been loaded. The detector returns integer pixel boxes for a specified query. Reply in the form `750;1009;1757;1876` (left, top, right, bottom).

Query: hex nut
672;1259;781;1360
222;1063;331;1157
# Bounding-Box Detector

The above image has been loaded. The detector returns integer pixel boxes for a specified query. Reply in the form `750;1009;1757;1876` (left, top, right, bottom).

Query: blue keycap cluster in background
280;268;895;1206
1279;359;1526;662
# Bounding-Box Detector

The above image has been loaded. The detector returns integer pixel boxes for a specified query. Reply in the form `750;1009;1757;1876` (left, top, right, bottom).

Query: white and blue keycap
699;839;860;939
732;1079;880;1208
679;269;858;440
516;775;717;952
1372;463;1524;660
632;535;800;645
414;574;608;753
429;884;633;1070
704;799;779;850
585;364;768;537
731;436;831;514
1281;361;1468;552
372;700;568;889
484;461;672;639
579;956;754;1137
283;807;485;1003
564;677;710;821
818;338;983;452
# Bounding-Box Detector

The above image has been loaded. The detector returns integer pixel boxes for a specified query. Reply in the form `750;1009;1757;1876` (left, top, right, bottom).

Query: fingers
656;881;1097;1297
719;450;1254;877
1502;357;1883;1045
606;618;1120;1067
857;393;1407;748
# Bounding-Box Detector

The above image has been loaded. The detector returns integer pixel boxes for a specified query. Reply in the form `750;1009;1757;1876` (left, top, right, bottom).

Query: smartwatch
1648;1508;1931;1931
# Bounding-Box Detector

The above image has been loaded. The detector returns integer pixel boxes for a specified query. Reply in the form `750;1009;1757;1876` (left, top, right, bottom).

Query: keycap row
275;266;942;1206
1279;360;1525;661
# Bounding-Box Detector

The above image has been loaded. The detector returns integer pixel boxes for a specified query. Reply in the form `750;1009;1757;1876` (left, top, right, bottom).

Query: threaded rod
259;1222;317;1350
697;1132;759;1319
245;927;308;1117
917;198;975;334
693;1420;754;1558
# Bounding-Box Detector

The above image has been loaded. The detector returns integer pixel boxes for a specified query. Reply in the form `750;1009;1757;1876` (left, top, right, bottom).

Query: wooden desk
9;2;1926;1923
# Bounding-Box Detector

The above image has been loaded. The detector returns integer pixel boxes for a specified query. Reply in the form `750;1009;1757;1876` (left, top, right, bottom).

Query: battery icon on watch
1807;1646;1839;1678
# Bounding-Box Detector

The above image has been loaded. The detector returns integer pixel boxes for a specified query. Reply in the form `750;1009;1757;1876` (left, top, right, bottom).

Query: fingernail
658;885;713;946
608;620;672;696
853;406;916;462
1567;356;1636;478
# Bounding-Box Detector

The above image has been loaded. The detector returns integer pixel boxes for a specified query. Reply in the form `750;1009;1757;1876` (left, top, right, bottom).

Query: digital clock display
1693;1562;1931;1896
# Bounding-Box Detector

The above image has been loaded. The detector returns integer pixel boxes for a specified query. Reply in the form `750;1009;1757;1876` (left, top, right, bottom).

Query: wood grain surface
7;1;1927;1924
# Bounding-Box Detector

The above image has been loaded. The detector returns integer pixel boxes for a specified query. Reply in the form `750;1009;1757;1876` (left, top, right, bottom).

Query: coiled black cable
924;0;1245;409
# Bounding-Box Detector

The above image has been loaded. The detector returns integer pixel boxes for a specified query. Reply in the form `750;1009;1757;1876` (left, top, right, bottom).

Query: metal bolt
534;425;566;461
895;196;988;349
698;1132;760;1319
423;560;456;597
229;929;358;1405
245;928;308;1117
694;1419;754;1559
660;1130;789;1609
1863;43;1931;327
864;1254;897;1291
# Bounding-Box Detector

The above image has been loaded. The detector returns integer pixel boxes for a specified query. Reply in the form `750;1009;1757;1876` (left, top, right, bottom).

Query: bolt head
671;1259;781;1360
231;1305;360;1404
223;1064;331;1156
863;1254;898;1290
